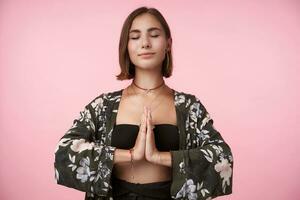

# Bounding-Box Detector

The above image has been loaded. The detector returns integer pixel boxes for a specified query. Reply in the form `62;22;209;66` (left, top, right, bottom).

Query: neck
132;66;164;90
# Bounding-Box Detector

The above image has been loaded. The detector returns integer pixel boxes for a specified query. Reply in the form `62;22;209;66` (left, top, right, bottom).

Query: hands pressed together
131;106;161;164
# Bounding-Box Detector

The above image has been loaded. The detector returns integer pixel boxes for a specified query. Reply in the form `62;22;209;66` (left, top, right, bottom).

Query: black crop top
111;124;179;151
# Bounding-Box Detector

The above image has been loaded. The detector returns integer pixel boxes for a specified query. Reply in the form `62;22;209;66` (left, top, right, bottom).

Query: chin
135;61;160;69
140;64;160;70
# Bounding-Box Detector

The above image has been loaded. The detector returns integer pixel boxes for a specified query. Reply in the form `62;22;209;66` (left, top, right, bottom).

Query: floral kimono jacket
54;89;234;200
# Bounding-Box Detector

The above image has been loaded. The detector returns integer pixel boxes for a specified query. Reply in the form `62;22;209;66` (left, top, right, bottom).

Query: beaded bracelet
129;147;134;180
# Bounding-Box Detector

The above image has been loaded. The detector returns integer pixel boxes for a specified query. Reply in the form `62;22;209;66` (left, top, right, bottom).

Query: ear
166;37;172;51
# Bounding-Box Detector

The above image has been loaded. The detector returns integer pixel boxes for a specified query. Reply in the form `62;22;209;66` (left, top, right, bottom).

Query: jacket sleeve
170;97;233;200
54;94;116;197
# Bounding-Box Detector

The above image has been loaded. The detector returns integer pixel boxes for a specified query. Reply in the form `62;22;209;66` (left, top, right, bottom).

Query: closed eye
130;35;160;40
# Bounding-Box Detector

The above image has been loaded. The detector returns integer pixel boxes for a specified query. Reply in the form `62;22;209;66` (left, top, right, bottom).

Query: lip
139;53;155;59
139;52;155;56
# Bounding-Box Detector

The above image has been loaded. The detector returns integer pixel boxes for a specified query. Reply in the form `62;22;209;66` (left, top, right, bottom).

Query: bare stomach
112;158;172;184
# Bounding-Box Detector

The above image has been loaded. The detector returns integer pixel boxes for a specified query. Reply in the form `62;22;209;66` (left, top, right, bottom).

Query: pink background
1;0;299;199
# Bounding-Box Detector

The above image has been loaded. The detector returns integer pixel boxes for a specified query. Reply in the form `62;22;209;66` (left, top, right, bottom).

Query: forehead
130;13;163;31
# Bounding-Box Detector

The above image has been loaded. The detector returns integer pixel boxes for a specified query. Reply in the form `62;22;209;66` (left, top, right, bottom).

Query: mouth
139;53;155;59
138;52;155;56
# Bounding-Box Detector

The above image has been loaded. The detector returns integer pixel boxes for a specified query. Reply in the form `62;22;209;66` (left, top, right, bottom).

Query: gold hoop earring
165;51;169;72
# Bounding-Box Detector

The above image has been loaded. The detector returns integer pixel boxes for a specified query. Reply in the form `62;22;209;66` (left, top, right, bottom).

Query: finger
146;110;151;136
146;109;153;133
146;108;149;127
149;108;152;123
145;107;150;131
147;108;154;130
140;107;147;133
141;107;145;124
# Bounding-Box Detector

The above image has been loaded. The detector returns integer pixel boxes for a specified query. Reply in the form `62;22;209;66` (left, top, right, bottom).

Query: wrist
153;152;161;165
152;152;172;167
129;147;135;180
129;148;134;162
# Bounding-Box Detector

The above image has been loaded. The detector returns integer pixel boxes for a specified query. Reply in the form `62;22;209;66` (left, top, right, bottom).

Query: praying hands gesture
131;106;171;167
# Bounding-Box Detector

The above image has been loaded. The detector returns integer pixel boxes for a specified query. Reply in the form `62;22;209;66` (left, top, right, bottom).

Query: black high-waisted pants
111;176;173;200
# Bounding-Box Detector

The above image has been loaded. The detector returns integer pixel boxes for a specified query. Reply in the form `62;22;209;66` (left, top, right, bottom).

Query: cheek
127;42;138;62
128;43;142;61
127;42;134;55
153;39;167;52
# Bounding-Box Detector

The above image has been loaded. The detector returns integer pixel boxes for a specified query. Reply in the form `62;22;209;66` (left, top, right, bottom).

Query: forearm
113;148;131;164
153;151;172;167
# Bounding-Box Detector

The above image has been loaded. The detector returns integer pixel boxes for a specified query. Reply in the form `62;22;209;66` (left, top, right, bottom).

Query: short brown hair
116;6;173;80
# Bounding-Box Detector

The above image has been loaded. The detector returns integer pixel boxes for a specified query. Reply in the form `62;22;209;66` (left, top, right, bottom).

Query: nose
142;37;151;49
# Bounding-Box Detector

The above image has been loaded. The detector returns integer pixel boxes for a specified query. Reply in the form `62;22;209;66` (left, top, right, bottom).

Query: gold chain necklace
129;80;166;115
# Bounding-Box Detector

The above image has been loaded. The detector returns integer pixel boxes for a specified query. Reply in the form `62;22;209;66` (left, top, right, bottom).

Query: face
127;13;171;71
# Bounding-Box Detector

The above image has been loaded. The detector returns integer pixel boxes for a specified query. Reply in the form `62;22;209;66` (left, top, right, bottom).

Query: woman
54;6;234;200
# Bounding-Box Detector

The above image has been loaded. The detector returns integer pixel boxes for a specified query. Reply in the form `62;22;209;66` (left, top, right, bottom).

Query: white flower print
200;113;211;130
190;102;202;123
54;167;59;182
91;96;104;114
54;138;72;153
185;98;191;108
196;128;210;142
68;153;77;171
70;139;95;153
196;181;210;197
76;108;95;132
214;157;232;193
179;161;186;174
94;160;112;183
175;179;198;200
186;102;200;130
200;149;214;163
76;157;96;183
212;144;223;155
175;93;186;106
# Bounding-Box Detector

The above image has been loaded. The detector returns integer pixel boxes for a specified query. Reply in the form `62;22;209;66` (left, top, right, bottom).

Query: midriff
112;158;172;183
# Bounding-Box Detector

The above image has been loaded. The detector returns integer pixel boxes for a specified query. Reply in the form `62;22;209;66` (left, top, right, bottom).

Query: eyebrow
129;27;161;34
